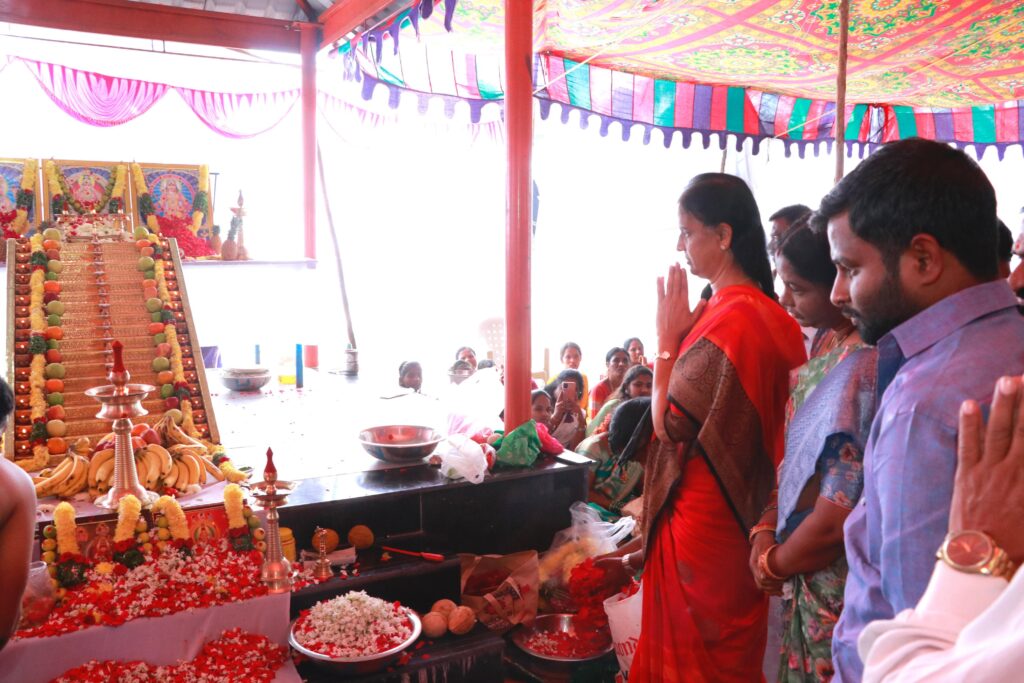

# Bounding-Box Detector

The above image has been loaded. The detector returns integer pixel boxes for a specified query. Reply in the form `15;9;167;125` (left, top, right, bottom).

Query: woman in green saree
749;219;878;682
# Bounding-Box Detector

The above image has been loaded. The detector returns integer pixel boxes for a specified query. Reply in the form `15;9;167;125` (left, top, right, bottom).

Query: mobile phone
561;381;576;398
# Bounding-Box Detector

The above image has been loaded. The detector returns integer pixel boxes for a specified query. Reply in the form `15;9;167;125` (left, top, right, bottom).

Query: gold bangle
748;523;776;544
759;544;785;581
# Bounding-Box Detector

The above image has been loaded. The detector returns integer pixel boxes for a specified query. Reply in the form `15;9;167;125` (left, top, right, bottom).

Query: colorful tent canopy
349;0;1024;154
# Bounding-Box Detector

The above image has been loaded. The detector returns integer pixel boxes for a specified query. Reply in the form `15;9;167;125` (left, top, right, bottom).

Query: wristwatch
936;530;1016;580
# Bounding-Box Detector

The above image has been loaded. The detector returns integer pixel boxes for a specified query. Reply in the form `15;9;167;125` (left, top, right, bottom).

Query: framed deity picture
0;158;39;231
130;163;213;239
40;159;134;227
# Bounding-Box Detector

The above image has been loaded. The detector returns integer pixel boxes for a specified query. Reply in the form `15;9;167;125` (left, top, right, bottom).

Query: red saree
632;285;805;683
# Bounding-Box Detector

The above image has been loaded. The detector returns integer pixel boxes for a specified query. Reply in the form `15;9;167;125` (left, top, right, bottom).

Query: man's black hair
811;138;998;280
998;219;1012;264
769;204;812;225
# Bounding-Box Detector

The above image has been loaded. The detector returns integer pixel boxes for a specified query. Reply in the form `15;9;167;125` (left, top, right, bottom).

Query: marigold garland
54;502;79;555
114;495;142;543
12;158;36;235
190;164;210;234
223;484;246;530
44;160;65;216
152;495;190;541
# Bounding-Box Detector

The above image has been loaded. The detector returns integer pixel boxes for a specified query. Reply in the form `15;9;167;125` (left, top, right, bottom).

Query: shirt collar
885;280;1018;360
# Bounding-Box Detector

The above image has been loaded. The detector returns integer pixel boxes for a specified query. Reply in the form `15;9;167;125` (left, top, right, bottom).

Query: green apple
46;392;64;406
47;260;63;274
46;314;61;327
145;297;163;313
153;333;166;345
134;227;150;240
137;256;155;272
151;311;163;323
44;363;65;379
152;357;170;372
45;272;59;281
45;300;65;316
144;269;156;280
160;383;174;399
42;228;62;241
46;339;60;350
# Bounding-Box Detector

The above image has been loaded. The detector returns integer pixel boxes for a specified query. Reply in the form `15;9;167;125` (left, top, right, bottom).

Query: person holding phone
544;369;587;450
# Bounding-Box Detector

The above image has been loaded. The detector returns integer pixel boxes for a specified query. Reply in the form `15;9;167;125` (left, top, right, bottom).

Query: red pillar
301;25;318;260
503;0;533;431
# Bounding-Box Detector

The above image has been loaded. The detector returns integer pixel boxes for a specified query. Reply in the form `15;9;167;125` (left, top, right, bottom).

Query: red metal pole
301;25;318;260
503;0;533;431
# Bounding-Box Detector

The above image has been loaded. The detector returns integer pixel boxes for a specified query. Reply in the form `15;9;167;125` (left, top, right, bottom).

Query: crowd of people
583;138;1024;683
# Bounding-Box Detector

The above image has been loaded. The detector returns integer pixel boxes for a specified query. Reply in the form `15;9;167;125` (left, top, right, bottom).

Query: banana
87;449;115;488
135;454;152;491
142;448;163;485
95;456;115;487
163;461;180;488
150;444;173;476
168;444;205;458
180;453;202;488
56;456;88;498
35;456;75;497
162;416;206;449
202;457;225;482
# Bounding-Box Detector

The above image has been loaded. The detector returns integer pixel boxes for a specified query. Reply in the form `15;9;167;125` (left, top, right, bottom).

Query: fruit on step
160;384;174;399
152;357;170;372
46;314;61;327
44;379;64;393
47;260;63;274
134;227;150;240
43;227;61;241
44;327;62;341
46;437;67;455
45;301;65;316
45;363;65;379
45;405;66;421
145;297;163;313
46;393;64;406
44;349;62;363
148;322;165;335
137;256;155;271
45;420;67;438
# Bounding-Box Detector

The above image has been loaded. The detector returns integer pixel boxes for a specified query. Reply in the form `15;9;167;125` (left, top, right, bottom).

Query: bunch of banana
86;448;115;496
34;454;90;498
134;444;173;491
154;414;207;451
169;444;224;482
162;449;211;490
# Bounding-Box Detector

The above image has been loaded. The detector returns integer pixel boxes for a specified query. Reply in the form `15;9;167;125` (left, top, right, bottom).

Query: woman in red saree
607;174;806;682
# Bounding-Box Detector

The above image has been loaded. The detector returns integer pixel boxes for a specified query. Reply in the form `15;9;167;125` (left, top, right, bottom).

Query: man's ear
905;233;944;286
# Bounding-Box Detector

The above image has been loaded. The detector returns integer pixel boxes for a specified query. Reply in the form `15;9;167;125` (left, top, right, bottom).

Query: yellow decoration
130;162;148;194
114;495;142;543
219;461;248;483
181;400;200;438
163;322;185;384
54;502;79;555
146;214;159;233
45;161;61;201
94;562;114;576
223;483;246;529
13;159;37;235
152;495;190;541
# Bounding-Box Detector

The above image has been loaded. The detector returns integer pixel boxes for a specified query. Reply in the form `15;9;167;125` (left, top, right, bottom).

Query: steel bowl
358;425;444;463
220;368;271;392
289;610;421;675
511;613;614;663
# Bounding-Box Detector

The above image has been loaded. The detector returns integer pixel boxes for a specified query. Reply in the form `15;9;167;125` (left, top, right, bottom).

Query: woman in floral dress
749;219;878;682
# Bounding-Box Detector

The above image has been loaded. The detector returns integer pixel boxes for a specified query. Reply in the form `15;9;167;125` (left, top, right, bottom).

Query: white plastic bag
436;434;489;484
604;582;643;679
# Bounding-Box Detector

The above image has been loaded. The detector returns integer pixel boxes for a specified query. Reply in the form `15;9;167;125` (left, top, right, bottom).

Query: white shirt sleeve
859;561;1024;682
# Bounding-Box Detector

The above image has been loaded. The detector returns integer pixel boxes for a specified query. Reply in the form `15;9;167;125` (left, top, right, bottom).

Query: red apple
44;349;62;364
164;397;180;410
45;405;66;421
142;428;161;445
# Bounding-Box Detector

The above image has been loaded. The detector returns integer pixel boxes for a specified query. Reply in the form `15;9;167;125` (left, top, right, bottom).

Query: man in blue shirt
810;138;1024;682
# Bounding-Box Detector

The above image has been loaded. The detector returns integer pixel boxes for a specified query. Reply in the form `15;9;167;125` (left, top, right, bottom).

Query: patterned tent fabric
348;0;1024;152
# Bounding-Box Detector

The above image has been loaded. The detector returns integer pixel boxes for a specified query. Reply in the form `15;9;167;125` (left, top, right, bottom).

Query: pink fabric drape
176;87;300;139
18;58;298;137
24;59;169;127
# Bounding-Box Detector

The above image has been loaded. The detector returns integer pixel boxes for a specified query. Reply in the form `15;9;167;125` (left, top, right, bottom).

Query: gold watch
937;530;1016;580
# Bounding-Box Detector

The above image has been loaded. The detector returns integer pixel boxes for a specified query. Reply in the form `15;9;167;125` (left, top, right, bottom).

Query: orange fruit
157;371;175;385
44;379;64;393
142;279;157;289
313;528;341;553
44;326;63;341
148;322;165;335
143;287;159;300
42;239;60;251
136;239;151;250
43;281;61;294
131;423;150;437
47;437;67;454
347;525;374;550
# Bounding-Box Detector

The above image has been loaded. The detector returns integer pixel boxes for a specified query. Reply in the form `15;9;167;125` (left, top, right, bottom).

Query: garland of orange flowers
54;502;79;555
130;162;161;234
191;165;209;235
153;495;190;541
114;495;142;544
